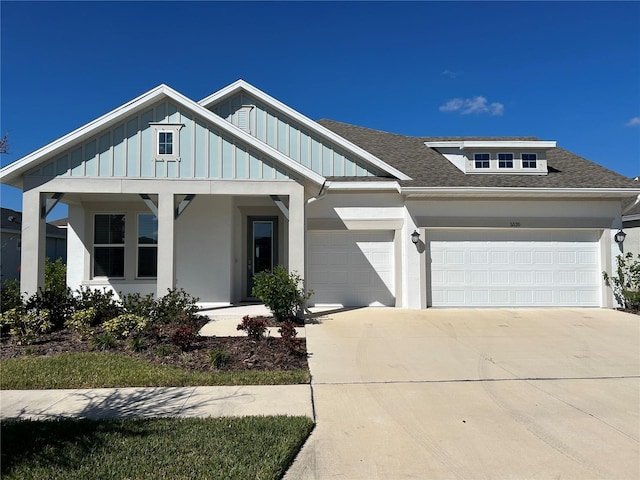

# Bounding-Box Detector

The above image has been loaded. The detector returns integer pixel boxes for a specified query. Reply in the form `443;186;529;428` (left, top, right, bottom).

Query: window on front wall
498;153;514;168
158;131;173;155
94;214;125;277
474;153;490;168
151;123;182;161
137;214;158;278
522;153;537;168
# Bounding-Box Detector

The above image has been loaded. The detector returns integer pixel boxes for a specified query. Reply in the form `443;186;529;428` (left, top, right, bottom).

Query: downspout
306;180;329;205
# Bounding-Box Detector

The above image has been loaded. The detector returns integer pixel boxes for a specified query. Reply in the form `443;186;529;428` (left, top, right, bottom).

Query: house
0;207;67;285
1;80;639;308
622;192;640;256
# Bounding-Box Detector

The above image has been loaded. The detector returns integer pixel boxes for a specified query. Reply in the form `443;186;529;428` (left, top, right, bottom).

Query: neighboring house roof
0;208;67;238
318;119;640;191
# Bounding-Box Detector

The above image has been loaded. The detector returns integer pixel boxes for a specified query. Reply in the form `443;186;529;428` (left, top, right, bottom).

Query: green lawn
2;416;314;480
0;352;309;389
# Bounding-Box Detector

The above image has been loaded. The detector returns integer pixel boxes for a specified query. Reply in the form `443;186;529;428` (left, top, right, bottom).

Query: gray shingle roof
1;208;67;238
318;119;639;189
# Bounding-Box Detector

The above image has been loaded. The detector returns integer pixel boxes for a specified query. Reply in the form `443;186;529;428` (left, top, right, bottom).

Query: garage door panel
429;230;601;307
308;231;395;307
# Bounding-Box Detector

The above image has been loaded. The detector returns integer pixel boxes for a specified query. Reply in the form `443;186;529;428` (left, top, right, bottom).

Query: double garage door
307;231;395;307
428;230;601;307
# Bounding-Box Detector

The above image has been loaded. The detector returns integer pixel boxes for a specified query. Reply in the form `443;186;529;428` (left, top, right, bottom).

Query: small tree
251;265;312;321
603;252;640;310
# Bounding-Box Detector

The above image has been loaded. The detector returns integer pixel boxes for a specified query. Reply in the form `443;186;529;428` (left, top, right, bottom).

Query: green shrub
74;287;122;325
251;266;312;321
92;332;117;350
156;345;172;357
171;325;197;351
121;292;156;318
128;336;146;352
237;315;268;340
0;307;53;345
44;257;67;297
103;314;148;339
209;348;231;368
64;308;95;340
603;252;640;310
154;289;200;324
0;279;23;313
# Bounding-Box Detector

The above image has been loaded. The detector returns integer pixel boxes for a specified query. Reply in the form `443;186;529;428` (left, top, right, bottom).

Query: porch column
156;193;175;297
20;189;46;296
288;186;305;277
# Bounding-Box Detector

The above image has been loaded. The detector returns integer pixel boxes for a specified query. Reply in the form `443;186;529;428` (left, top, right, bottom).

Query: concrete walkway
284;307;640;480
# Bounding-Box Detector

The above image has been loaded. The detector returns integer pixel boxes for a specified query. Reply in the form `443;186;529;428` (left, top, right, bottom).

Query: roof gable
199;80;411;181
1;85;325;188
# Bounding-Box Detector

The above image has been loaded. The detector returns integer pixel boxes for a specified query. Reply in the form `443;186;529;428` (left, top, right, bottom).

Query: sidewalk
1;385;313;420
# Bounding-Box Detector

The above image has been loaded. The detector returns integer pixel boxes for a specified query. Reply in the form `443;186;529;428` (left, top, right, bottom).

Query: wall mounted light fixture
614;230;626;244
411;230;420;244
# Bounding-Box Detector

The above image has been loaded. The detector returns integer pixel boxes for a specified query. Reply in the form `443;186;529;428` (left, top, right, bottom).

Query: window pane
138;214;158;244
138;247;158;277
94;247;124;277
95;214;125;244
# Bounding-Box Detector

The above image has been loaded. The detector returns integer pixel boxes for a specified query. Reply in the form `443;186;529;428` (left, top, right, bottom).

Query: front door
247;216;279;297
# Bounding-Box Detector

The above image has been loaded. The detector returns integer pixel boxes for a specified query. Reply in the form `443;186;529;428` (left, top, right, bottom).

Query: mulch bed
0;317;308;373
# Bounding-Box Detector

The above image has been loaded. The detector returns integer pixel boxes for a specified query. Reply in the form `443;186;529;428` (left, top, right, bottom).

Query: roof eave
401;186;640;198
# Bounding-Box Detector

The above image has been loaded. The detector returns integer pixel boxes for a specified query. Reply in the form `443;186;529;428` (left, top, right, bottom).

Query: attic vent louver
237;105;254;133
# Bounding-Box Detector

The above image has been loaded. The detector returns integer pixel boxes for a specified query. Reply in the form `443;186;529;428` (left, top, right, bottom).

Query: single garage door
308;231;395;306
428;230;601;307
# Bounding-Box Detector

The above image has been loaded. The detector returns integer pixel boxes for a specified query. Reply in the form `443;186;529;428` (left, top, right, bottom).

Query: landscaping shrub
171;325;197;351
251;266;312;321
121;292;156;318
277;320;302;352
103;314;148;339
154;289;200;324
603;252;640;310
0;279;22;313
64;308;95;340
0;307;53;345
237;315;268;340
128;336;145;352
209;348;231;368
74;287;122;325
92;332;117;350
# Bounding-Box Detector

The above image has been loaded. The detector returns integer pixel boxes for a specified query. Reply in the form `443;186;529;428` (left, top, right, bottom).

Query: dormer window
474;153;490;168
498;153;514;168
522;153;537;168
150;123;183;161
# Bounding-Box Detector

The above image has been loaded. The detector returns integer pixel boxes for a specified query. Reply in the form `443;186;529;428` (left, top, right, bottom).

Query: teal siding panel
155;102;166;122
140;110;154;177
167;161;178;178
42;161;55;176
256;105;266;142
322;145;332;176
84;140;97;176
167;102;179;123
289;128;299;161
98;132;111;176
344;157;355;176
56;155;69;176
126;118;140;177
266;112;277;148
218;101;230;120
263;158;275;179
311;139;321;172
194;120;207;178
249;151;262;179
236;145;249;179
357;163;367;176
179;110;193;178
300;134;310;168
276;164;288;180
155;160;166;178
113;125;125;176
70;148;83;176
209;130;220;178
222;137;234;178
277;119;287;154
333;152;344;176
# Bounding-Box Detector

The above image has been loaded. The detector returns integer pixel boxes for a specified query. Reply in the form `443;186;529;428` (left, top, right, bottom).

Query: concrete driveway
285;308;640;479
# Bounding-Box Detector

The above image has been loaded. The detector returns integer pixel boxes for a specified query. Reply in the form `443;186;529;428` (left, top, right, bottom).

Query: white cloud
439;96;505;116
441;69;458;78
626;117;640;127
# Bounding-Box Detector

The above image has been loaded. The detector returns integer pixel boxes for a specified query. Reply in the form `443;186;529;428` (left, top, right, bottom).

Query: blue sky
1;1;639;219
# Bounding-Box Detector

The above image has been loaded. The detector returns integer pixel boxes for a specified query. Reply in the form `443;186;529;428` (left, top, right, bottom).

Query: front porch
20;178;306;303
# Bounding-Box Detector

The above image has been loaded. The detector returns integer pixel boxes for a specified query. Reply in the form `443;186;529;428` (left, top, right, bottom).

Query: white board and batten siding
307;231;395;307
427;230;601;307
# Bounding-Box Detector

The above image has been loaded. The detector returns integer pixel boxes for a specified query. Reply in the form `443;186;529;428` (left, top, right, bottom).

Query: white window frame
522;153;537;168
474;153;490;169
498;152;514;168
136;213;158;279
92;213;126;279
150;123;183;162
